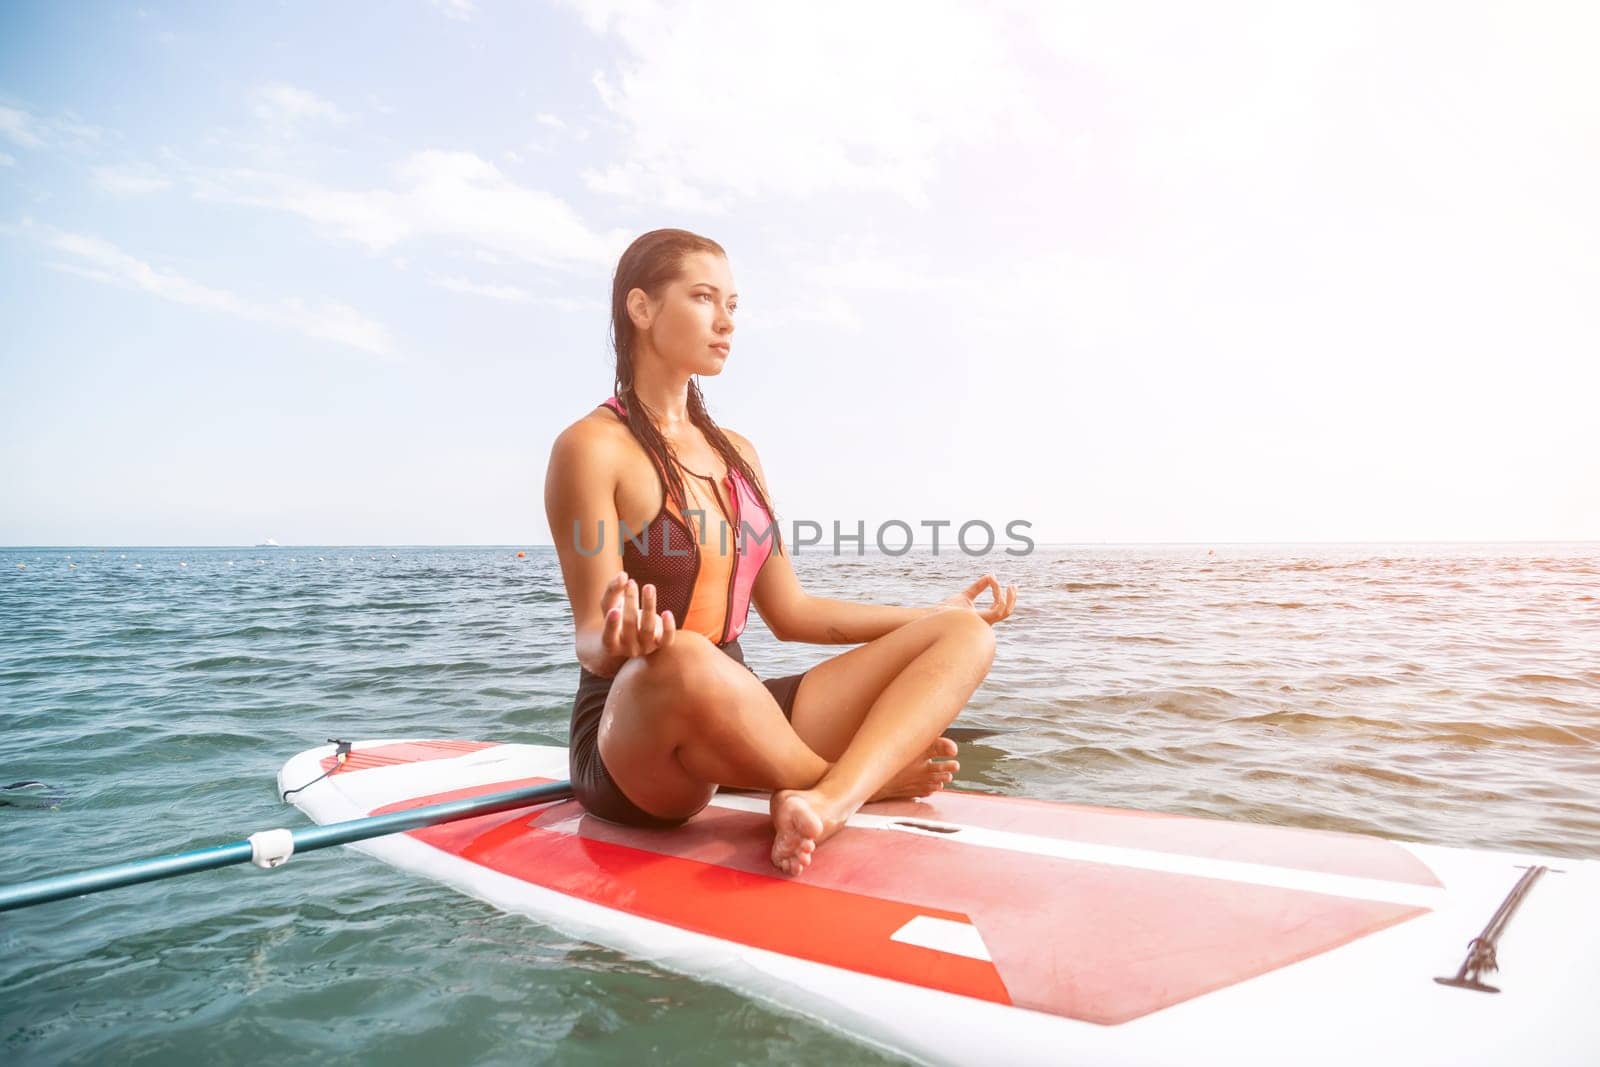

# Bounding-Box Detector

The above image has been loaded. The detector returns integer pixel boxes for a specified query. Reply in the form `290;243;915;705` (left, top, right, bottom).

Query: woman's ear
625;286;653;332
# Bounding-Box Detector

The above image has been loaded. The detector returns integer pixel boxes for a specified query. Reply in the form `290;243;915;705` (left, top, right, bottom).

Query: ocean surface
2;543;1597;1064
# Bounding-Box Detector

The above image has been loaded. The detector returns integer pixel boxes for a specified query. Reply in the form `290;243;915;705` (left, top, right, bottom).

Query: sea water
2;544;1597;1064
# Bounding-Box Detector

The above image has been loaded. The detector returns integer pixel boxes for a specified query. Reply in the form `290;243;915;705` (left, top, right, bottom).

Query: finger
620;579;641;654
1003;584;1017;618
658;609;677;648
638;588;662;653
983;580;1010;622
641;611;663;653
600;570;629;614
980;573;1002;609
601;604;623;654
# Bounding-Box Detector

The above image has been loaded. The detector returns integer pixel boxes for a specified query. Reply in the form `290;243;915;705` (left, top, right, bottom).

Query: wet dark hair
609;228;780;550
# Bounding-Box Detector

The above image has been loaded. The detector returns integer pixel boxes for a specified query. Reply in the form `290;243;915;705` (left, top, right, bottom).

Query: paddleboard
278;739;1600;1066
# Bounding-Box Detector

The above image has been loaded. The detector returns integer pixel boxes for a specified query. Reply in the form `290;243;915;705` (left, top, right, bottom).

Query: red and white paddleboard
278;739;1599;1066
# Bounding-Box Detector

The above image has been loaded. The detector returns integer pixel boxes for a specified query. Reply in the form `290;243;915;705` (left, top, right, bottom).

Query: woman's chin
692;354;730;376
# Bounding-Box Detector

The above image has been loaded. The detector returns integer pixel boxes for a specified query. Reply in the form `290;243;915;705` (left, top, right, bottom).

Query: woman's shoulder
721;426;763;469
550;405;632;463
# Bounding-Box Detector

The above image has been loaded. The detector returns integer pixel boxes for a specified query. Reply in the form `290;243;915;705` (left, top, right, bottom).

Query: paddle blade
943;727;1006;743
1;780;68;810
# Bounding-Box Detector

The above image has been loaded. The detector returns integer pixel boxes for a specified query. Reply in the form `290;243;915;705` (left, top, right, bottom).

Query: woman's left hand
940;573;1018;625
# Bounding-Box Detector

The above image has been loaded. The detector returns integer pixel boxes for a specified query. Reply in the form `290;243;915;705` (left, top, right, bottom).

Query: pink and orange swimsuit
599;395;773;645
568;397;808;827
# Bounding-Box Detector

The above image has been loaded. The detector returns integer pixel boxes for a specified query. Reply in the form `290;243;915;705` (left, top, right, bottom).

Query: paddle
0;780;574;914
943;726;1007;743
1;725;1007;913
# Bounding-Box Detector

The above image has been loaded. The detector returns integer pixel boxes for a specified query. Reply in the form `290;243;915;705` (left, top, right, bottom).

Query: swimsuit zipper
720;473;742;644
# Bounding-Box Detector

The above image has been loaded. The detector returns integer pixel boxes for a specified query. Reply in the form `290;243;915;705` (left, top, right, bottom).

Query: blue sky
2;1;1596;546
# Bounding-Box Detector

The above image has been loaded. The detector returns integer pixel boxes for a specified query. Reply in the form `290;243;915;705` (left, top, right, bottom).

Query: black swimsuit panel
568;638;808;828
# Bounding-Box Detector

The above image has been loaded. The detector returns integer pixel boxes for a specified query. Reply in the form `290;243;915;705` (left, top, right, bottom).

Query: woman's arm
753;547;933;643
729;430;1016;645
754;550;1015;643
544;418;675;676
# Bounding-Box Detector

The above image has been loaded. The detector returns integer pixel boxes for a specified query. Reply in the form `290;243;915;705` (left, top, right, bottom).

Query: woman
544;228;1017;876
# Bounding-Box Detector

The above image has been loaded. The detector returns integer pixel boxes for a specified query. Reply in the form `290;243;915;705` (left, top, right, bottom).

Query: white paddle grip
249;828;296;869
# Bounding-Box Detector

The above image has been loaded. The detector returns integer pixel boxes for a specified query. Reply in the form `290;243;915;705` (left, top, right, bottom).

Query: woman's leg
772;609;996;874
787;607;994;761
596;631;830;820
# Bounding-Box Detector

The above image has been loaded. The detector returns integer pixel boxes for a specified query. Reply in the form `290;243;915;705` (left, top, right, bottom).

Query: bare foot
869;737;960;802
769;789;840;876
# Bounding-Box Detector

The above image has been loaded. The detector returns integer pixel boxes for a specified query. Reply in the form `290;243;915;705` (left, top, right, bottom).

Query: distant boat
257;538;282;547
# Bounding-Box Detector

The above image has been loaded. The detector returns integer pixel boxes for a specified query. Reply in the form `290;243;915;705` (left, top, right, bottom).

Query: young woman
544;228;1017;876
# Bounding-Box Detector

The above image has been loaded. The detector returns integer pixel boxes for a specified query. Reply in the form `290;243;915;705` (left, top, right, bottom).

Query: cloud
250;83;349;131
429;274;602;312
0;103;104;151
35;224;394;357
791;233;961;295
0;151;14;168
430;0;477;21
535;113;566;130
431;274;531;302
0;105;44;149
91;164;174;196
561;0;1041;208
191;150;628;269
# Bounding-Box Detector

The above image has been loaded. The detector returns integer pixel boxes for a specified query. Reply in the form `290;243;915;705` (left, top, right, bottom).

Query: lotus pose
544;229;1017;875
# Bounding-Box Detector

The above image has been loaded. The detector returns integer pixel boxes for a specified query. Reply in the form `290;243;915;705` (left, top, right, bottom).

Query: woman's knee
616;631;733;716
937;608;996;670
931;605;995;644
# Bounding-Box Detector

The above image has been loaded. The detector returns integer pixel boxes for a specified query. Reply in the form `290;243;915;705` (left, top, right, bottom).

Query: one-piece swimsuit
568;396;807;827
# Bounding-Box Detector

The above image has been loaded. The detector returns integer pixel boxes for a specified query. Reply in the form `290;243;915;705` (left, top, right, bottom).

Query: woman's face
633;252;738;376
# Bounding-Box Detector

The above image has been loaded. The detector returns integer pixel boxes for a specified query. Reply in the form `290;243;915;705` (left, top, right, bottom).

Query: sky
1;0;1596;546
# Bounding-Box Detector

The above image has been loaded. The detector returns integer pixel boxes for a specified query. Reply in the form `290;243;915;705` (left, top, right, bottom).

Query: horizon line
4;540;1598;550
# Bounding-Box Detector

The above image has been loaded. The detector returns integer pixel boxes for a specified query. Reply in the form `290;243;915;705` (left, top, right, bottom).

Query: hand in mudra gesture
600;571;677;660
941;573;1018;625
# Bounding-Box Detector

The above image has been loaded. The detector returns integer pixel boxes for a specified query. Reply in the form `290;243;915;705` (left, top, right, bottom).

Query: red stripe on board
567;800;1428;1025
374;781;1010;1007
321;739;497;774
373;779;1427;1025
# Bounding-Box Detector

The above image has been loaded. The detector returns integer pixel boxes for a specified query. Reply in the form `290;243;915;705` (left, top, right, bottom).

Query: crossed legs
595;608;997;873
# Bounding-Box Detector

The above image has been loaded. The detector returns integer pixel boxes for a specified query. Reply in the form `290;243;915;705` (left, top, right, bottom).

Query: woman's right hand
599;571;677;665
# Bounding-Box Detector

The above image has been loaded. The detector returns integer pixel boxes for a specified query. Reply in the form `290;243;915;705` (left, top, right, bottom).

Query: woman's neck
629;365;693;435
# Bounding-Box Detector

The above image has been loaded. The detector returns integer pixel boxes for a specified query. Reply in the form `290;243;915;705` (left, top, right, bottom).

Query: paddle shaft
0;780;574;913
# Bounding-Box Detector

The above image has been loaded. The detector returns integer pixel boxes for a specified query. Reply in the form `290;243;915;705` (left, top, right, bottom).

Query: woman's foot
869;737;959;802
770;789;847;876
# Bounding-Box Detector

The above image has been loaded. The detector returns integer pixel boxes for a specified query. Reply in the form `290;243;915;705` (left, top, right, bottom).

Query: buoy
516;551;526;559
15;564;23;570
